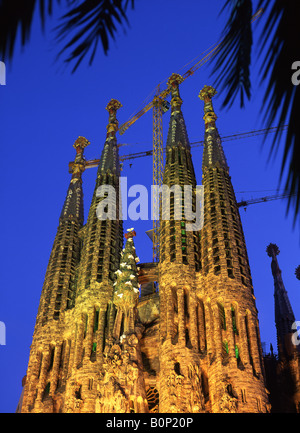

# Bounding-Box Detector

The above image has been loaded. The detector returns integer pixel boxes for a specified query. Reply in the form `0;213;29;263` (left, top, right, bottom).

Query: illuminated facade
19;76;299;413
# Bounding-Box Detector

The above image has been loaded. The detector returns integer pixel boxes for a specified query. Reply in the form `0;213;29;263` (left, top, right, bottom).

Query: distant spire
98;98;122;175
165;73;190;149
60;136;90;224
266;243;296;357
198;85;228;171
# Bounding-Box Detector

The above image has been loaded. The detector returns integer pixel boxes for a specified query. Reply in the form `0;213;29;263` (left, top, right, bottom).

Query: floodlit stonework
19;79;300;413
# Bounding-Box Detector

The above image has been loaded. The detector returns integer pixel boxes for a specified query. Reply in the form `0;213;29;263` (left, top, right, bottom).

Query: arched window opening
218;303;226;331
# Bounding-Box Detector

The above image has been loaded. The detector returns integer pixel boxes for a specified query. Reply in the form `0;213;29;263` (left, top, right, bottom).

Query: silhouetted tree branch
1;0;299;227
211;0;300;226
0;0;134;70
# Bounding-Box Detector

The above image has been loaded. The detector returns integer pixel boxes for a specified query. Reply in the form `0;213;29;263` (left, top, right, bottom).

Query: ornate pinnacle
106;98;122;113
167;73;184;111
105;99;122;138
73;136;90;153
71;136;90;180
167;73;184;88
266;243;280;258
199;85;217;102
199;85;218;126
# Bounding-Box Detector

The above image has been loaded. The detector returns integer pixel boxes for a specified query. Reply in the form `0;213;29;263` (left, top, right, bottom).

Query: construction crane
117;8;263;136
68;124;288;172
118;8;263;262
237;193;296;209
69;9;264;262
120;125;288;163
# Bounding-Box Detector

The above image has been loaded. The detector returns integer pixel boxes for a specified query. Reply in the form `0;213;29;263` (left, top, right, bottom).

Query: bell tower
266;243;300;412
158;74;205;412
197;85;270;412
21;136;89;412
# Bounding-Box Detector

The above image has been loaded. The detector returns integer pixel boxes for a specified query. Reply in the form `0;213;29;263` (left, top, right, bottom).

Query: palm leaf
0;0;59;60
213;0;300;225
210;0;253;108
258;0;300;225
55;0;134;72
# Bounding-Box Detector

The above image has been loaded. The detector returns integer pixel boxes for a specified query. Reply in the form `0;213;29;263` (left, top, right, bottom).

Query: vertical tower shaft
63;100;124;412
266;243;300;412
197;85;269;412
158;74;203;413
21;137;89;412
267;243;296;358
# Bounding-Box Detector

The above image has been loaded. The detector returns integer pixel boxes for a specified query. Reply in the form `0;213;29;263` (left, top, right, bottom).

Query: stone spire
21;137;90;411
75;98;123;295
266;243;300;412
198;86;252;285
165;73;190;149
60;136;90;224
266;243;297;357
37;136;89;323
98;99;122;175
199;85;228;172
159;72;200;268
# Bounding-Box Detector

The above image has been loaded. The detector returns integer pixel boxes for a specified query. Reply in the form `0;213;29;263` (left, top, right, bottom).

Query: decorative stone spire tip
105;99;122;139
71;136;90;180
167;73;184;112
106;99;122;113
73;136;90;152
198;85;217;102
198;85;218;125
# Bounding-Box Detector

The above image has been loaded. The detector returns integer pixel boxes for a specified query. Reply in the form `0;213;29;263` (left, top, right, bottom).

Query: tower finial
199;85;228;170
165;73;190;149
167;73;184;112
98;99;122;175
71;136;90;182
105;98;122;139
73;136;90;153
60;136;89;222
198;85;218;126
